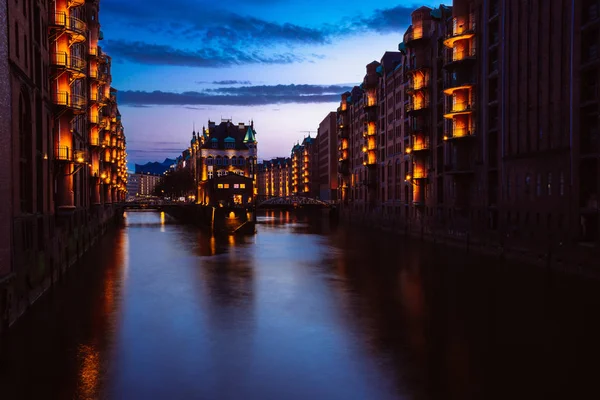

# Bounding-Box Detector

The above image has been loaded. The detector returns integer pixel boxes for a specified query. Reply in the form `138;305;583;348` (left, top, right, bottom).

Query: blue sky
98;0;442;165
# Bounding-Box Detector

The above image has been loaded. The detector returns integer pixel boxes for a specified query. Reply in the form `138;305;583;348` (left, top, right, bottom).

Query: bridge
257;196;332;209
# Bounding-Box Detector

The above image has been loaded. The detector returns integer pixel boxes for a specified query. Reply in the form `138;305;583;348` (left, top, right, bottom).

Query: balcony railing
444;47;476;66
411;135;431;152
406;79;429;93
444;102;474;117
50;51;86;77
445;126;476;140
52;91;86;111
408;119;428;134
90;137;101;147
405;23;431;45
406;99;430;113
55;146;72;162
89;114;100;124
51;12;87;42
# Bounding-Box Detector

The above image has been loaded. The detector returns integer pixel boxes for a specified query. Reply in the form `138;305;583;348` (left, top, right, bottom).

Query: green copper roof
224;136;235;142
376;65;383;76
430;7;442;19
398;42;406;53
243;126;256;143
211;137;218;141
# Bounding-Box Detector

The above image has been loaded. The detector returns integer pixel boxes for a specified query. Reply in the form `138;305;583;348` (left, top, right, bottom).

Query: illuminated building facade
291;136;319;197
1;0;127;335
338;1;599;251
193;119;257;206
257;157;292;200
317;112;338;201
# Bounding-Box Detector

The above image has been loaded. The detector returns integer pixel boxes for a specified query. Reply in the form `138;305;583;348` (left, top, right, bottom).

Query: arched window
206;156;213;166
223;156;229;166
231;156;237;166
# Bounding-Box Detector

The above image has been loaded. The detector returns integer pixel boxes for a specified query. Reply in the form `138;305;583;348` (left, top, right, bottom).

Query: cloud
356;5;416;33
212;80;253;85
118;84;353;106
104;40;311;67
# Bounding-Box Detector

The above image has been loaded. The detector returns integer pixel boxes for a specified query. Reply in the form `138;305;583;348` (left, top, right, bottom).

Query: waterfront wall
339;208;600;276
0;205;123;337
164;205;256;235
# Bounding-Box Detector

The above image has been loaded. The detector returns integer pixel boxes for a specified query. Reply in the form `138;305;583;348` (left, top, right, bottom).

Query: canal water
1;210;600;399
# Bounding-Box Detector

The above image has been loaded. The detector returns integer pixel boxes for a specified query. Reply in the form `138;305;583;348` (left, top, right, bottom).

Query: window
239;158;245;165
225;142;235;149
216;158;222;165
217;184;223;189
208;171;213;179
223;184;230;189
206;158;213;165
223;157;229;166
240;184;246;189
234;184;240;189
211;141;218;149
231;157;237;166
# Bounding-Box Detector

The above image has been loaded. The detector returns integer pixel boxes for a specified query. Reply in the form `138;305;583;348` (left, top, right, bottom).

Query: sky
98;0;442;167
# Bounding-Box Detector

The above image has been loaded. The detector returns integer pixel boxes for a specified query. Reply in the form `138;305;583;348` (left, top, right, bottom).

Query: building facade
317;112;338;201
336;0;600;253
127;173;162;197
257;157;292;200
191;120;258;206
291;136;319;197
1;0;127;334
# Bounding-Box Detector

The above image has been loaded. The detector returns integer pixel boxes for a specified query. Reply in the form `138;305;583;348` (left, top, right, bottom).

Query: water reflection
1;211;600;399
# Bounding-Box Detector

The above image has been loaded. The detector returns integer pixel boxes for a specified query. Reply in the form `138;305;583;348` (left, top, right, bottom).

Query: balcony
364;107;377;122
443;77;476;95
55;146;72;162
50;51;86;79
52;91;86;113
444;47;476;68
73;150;88;164
406;79;429;94
89;114;100;125
445;126;476;140
50;12;87;43
405;24;431;47
90;137;101;147
338;159;350;175
443;102;474;118
443;16;476;48
410;135;430;153
406;99;430;115
408;119;428;134
69;0;85;6
405;62;429;76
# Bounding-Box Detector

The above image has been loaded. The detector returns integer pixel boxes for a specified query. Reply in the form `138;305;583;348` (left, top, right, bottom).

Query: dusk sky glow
99;0;441;166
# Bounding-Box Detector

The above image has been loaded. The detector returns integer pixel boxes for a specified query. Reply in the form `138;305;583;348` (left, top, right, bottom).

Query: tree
154;169;195;199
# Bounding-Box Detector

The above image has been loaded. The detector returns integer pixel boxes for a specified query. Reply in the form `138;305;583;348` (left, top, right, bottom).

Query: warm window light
100;173;107;179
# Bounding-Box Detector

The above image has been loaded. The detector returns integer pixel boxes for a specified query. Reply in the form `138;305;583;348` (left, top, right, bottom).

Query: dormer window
211;138;218;149
225;142;235;149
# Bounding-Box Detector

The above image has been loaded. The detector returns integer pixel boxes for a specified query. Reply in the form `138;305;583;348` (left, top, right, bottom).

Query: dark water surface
1;210;600;400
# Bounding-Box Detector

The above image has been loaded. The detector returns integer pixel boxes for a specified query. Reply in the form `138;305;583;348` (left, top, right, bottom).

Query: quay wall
0;205;123;338
339;208;600;278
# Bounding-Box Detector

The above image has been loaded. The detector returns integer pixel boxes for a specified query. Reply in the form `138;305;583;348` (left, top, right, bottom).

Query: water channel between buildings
1;210;600;400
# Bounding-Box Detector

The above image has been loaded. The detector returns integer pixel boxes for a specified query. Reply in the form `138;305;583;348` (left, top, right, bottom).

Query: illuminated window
217;184;223;189
224;184;230;189
234;184;239;189
208;171;213;179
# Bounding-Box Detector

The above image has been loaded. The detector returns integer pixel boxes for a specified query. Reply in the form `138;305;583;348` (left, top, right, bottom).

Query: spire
243;125;256;143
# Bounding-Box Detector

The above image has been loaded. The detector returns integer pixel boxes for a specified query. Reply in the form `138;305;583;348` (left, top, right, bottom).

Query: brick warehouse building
190;120;258;207
338;1;599;254
1;0;127;334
